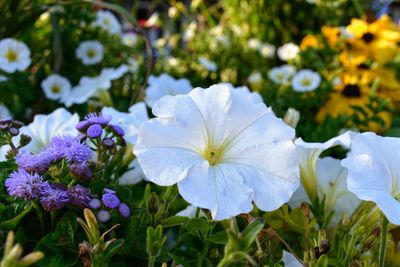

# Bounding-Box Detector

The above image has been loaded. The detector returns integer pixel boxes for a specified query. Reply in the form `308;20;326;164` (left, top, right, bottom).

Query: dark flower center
361;32;375;43
342;84;361;97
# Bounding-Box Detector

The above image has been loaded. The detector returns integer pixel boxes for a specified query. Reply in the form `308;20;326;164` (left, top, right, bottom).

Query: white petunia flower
0;104;12;119
176;205;206;218
62;64;128;107
92;10;122;35
218;83;263;103
248;72;263;84
76;40;104;65
295;131;355;202
342;132;400;225
290;157;360;224
260;43;275;58
102;102;149;144
0;38;31;73
119;158;147;185
41;74;71;101
144;74;193;108
282;251;303;267
0;75;7;82
268;65;296;85
21;108;79;154
277;43;300;61
135;84;299;220
291;69;321;92
198;57;218;72
122;32;138;46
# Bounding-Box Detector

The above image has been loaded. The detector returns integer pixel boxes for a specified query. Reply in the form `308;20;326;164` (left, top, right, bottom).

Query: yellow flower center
51;85;61;93
301;78;312;87
103;18;110;26
86;49;96;58
202;145;225;166
276;73;284;80
5;49;18;62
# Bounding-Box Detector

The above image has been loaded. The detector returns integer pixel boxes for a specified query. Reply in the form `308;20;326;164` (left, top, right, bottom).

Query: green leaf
186;217;212;233
0;203;32;230
241;218;264;250
207;231;228;245
104;239;125;262
160;216;189;228
55;211;77;244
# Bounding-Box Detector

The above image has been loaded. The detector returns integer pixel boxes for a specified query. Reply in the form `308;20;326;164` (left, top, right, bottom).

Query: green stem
378;214;389;267
216;256;231;267
32;201;45;233
148;256;155;267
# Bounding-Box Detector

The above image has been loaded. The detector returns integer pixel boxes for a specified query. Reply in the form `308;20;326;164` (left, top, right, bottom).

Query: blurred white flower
283;108;300;129
119;159;147;185
219;82;263;103
342;132;400;225
295;131;355;202
76;40;104;65
135;84;299;220
145;73;193;108
144;13;160;28
268;65;296;85
92;10;121;35
62;64;128;107
248;72;263;84
277;43;300;61
0;104;12;119
290;157;360;224
0;75;7;82
0;38;31;73
260;43;275;58
41;74;71;101
127;58;139;74
102;102;149;144
184;22;197;41
282;251;302;267
198;57;217;72
122;32;138;46
247;38;262;50
21;108;79;153
291;69;321;92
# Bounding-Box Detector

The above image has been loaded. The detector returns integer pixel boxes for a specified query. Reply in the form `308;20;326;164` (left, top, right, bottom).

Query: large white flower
76;40;104;65
198;57;218;72
119;159;147;185
277;43;300;61
102;102;149;144
290;157;360;223
62;64;128;107
0;38;31;73
342;132;400;225
291;69;321;92
41;74;71;101
20;108;79;153
135;84;299;220
295;131;355;201
92;10;121;35
268;65;296;85
219;83;263;103
144;74;193;108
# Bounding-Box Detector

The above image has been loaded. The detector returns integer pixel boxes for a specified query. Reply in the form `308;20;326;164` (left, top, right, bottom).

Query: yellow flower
322;26;342;47
300;34;320;50
346;15;400;65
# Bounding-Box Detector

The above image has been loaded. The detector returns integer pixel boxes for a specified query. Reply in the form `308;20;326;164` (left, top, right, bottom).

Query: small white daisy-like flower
145;74;193;108
92;10;121;35
247;38;262;50
76;40;104;65
0;38;31;73
277;42;300;61
41;74;71;101
122;32;138;46
248;72;263;84
268;65;296;85
198;57;218;72
259;43;275;58
135;84;299;220
291;69;321;92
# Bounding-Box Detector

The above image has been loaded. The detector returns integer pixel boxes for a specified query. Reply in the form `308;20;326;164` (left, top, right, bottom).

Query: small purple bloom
67;185;91;208
16;150;54;174
5;170;49;200
102;193;120;209
40;184;69;211
89;198;101;209
76;120;90;133
104;188;116;194
102;138;115;148
87;124;103;138
49;136;92;163
109;124;124;137
118;203;130;218
97;210;110;223
9;127;19;136
84;113;112;126
70;163;92;180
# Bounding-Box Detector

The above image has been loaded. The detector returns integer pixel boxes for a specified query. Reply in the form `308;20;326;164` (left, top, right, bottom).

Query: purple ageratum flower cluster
89;188;130;223
5;170;49;200
48;136;92;163
15;149;54;174
76;112;125;139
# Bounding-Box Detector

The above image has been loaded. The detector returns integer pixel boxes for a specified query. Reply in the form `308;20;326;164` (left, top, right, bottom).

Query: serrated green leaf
207;231;228;245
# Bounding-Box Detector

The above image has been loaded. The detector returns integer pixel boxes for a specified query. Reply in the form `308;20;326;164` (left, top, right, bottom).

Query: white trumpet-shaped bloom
135;84;299;220
342;132;400;225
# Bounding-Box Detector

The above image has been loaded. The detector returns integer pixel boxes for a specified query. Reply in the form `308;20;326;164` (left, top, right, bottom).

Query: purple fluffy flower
70;163;92;180
97;210;110;223
16;150;54;174
49;136;92;163
84;113;111;126
76;120;90;133
40;184;70;211
102;193;120;209
5;170;49;200
89;198;101;209
67;185;91;208
118;203;130;218
109;124;124;137
87;124;103;138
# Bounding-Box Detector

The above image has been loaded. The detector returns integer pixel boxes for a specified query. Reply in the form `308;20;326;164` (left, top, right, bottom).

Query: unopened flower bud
19;134;32;147
8;127;19;136
283;108;300;129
